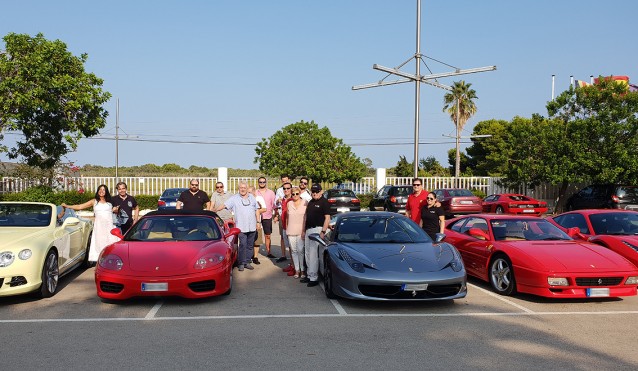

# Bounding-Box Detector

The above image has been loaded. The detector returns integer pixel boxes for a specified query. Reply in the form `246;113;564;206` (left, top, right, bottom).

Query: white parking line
319;282;347;315
468;283;535;313
2;311;638;323
144;300;164;319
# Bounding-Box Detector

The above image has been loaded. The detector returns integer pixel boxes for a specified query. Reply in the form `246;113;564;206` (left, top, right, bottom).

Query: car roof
144;209;220;218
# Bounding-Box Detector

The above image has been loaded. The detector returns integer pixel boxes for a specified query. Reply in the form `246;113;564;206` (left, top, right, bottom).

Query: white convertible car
0;202;93;298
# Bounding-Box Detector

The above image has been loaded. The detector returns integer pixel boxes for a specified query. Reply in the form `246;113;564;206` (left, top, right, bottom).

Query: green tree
0;33;111;172
446;149;472;176
419;156;449;176
465;119;511;176
254;120;366;182
390;155;413;177
443;80;478;178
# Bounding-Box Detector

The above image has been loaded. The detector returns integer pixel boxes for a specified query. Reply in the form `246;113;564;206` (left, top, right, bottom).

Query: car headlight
194;254;225;269
548;277;569;286
0;251;15;267
99;254;123;271
338;248;365;273
625;276;638;285
447;246;464;272
18;249;32;260
622;241;638;252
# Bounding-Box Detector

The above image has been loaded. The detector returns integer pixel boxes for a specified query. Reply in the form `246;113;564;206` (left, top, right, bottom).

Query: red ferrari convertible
548;209;638;267
482;193;548;216
445;214;638;298
95;210;240;301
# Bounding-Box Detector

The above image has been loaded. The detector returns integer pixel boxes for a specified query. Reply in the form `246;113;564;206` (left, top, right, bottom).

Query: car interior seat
147;220;173;239
505;223;525;240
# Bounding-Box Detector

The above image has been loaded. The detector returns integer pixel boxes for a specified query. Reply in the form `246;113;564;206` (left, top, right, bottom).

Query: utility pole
115;98;119;181
353;0;496;178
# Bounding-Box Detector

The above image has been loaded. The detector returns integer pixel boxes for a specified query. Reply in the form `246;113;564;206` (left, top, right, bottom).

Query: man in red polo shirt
405;178;428;225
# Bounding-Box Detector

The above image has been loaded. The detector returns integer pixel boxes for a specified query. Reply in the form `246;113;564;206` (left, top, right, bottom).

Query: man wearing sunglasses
177;179;211;211
405;178;429;224
298;176;312;201
256;177;276;260
210;182;233;222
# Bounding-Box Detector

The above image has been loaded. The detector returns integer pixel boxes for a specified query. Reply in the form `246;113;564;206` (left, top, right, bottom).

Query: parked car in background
445;214;638;298
548;209;638;267
433;188;482;217
565;184;638;211
311;212;467;301
482;193;548;216
158;187;188;210
95;210;240;301
324;189;361;215
370;185;412;213
0;202;93;298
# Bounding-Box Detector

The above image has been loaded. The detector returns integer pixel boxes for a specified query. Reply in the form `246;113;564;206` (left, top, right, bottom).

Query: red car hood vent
515;241;633;272
126;241;209;273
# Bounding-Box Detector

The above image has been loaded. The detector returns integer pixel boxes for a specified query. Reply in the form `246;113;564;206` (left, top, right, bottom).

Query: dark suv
566;185;638;211
369;185;412;213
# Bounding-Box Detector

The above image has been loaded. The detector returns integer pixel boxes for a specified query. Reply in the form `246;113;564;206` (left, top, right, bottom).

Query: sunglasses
292;192;300;196
300;181;308;185
258;181;266;184
216;185;223;188
412;184;422;187
191;184;199;186
283;187;291;190
427;197;436;200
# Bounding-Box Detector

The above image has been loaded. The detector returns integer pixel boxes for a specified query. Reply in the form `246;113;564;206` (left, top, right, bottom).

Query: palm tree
443;80;478;180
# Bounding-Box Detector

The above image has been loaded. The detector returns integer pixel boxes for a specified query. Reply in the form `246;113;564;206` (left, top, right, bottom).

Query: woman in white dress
62;184;121;263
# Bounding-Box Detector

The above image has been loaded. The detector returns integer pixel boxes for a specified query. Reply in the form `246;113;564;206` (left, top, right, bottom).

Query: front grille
188;280;216;292
100;281;124;293
575;277;623;286
359;284;463;299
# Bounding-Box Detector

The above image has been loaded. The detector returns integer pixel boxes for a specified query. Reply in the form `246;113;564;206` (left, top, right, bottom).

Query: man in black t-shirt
111;182;139;233
301;183;331;287
177;179;211;211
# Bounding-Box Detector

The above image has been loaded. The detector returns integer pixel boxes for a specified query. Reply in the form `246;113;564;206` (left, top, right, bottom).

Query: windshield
490;219;571;241
335;215;431;243
326;190;356;198
589;212;638;235
125;215;222;242
161;188;187;198
0;203;52;227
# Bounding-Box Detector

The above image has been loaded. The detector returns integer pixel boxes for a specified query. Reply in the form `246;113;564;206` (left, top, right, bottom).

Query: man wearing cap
300;183;331;287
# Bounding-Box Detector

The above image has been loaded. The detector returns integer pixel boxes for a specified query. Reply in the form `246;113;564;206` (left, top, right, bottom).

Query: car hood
508;240;636;273
339;242;454;273
114;241;219;273
0;227;49;250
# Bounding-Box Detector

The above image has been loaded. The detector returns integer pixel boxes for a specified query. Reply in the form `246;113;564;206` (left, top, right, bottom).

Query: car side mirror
110;228;124;240
434;233;446;243
224;227;241;239
309;233;328;247
62;217;80;227
468;228;490;240
566;227;586;240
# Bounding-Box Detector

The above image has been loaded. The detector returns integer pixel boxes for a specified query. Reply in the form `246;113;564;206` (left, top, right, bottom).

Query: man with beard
111;182;139;233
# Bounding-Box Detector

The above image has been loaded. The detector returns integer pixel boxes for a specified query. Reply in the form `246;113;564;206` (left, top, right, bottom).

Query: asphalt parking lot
2;230;638;371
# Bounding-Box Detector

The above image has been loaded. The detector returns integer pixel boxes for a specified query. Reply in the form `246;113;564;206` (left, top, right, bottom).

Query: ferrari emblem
409;267;413;272
156;266;160;270
411;290;417;297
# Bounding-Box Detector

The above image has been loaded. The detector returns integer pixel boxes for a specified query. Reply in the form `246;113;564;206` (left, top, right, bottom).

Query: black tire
495;206;504;214
82;234;92;268
39;250;59;298
223;271;233;296
489;255;516;296
323;255;337;299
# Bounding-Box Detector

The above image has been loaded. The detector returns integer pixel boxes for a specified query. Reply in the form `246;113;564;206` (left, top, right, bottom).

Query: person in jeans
300;183;331;287
285;186;308;279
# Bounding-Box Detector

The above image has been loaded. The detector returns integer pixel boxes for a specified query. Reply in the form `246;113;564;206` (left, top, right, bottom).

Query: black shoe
252;257;261;265
276;257;287;263
266;254;276;259
299;277;310;283
307;281;319;287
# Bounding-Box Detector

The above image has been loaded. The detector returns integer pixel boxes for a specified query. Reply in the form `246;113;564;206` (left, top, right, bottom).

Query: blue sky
1;1;636;170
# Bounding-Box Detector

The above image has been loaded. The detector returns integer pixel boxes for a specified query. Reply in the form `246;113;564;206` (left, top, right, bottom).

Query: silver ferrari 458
311;212;467;301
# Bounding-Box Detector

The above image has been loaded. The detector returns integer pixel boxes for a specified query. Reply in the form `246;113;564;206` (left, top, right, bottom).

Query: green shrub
356;193;375;211
471;188;487;199
1;187;160;209
136;194;160;210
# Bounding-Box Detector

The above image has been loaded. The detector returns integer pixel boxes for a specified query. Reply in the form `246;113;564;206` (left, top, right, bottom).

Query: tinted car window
449;189;474;197
335;215;430;243
326;190;356;198
162;188;186;198
589;212;638;235
617;186;638;200
553;214;589;234
393;187;411;197
0;203;52;227
126;216;221;242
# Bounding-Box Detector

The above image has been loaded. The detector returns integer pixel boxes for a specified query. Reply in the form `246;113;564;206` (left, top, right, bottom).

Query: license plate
402;283;428;291
142;282;168;292
337;207;350;213
586;288;609;297
168;202;176;207
460;200;473;205
522;209;535;213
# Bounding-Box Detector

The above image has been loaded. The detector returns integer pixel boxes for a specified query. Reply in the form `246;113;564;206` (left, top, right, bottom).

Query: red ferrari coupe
95;210;240;301
482;193;548;216
548;209;638;267
445;214;638;298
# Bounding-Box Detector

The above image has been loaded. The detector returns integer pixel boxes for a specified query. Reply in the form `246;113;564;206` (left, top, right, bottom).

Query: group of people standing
405;178;445;240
